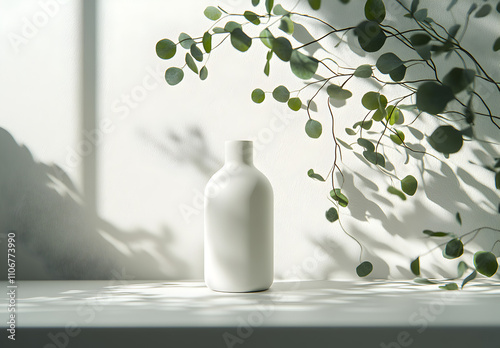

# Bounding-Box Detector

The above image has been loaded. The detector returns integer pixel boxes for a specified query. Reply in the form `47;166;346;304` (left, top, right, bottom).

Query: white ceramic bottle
204;140;273;292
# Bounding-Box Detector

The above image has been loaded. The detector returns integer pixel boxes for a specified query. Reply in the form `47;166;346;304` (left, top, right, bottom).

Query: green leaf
456;212;462;225
496;172;500;189
357;138;375;152
204;6;222;20
443;238;464;259
416;82;454;115
290;50;318;80
230;28;252;52
202;32;212;53
362;92;388;110
354;21;387;52
272;37;293;61
388;186;406;200
308;169;325;181
428;125;463;154
474;251;498;277
337;138;352;150
390;130;405;145
354;65;372;78
199;66;208;80
252;0;260;5
327;85;353;100
305;119;322;138
272;85;290;103
264;60;270;76
273;4;289;15
244;11;261;25
325;207;339;222
365;0;386;23
475;4;492;17
411;257;420;276
224;21;242;33
457;261;468;278
414;278;437;285
260;28;275;49
288;97;302;111
279;16;294;34
330;188;349;207
423;230;450;237
353;120;373;130
376;52;404;74
439;283;459;290
185;53;198;74
372;108;386;121
308;0;321;10
443;68;475;94
251;88;265;103
401;175;417;196
156;39;176;59
356;261;373;277
461;270;477;289
386;105;400;125
165;67;184;86
363;151;385;167
190;45;203;62
179;33;195;49
212;27;225;33
265;0;274;14
494;38;500;52
410;33;431;46
389;65;407;82
345;128;356;135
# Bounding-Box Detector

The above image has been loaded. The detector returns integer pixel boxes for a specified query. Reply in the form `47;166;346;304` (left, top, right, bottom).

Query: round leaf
474;251;498;277
156;39;176;59
365;0;386;23
327;85;352;100
224;21;242;33
279;16;294;34
199;66;208;80
325;207;339;222
288;97;302;111
230;28;252;52
428;125;463;154
357;138;375;152
354;20;387;52
362;92;387;110
204;6;221;20
439;283;459;291
389;64;407;82
272;85;290;103
363;151;385;167
251;88;265;103
165;67;184;86
305;119;322;138
290;50;318;80
179;33;195;49
443;238;464;259
252;0;260;5
244;11;261;25
376;52;404;74
273;4;289;15
202;32;212;53
353;120;373;130
260;28;275;49
386;105;400;125
356;261;373;277
416;82;454;115
390;130;405;145
475;4;492;17
354;64;372;78
401;175;418;196
273;37;293;61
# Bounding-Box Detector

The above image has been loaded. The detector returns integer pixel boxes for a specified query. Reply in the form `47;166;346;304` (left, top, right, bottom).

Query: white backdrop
0;0;499;280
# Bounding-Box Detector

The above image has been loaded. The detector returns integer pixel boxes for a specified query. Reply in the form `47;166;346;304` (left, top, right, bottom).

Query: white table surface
1;279;499;347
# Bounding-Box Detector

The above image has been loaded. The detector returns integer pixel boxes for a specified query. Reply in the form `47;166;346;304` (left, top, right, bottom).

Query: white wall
0;0;499;280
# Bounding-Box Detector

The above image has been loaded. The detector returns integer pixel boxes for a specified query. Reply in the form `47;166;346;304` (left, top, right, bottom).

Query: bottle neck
225;141;253;165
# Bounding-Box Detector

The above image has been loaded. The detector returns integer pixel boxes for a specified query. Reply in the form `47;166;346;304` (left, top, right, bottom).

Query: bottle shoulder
206;164;273;194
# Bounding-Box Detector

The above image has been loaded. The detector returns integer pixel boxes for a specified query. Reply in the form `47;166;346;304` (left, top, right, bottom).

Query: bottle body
204;141;273;292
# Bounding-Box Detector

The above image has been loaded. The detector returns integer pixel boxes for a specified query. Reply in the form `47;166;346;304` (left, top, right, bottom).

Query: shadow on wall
0;128;187;280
